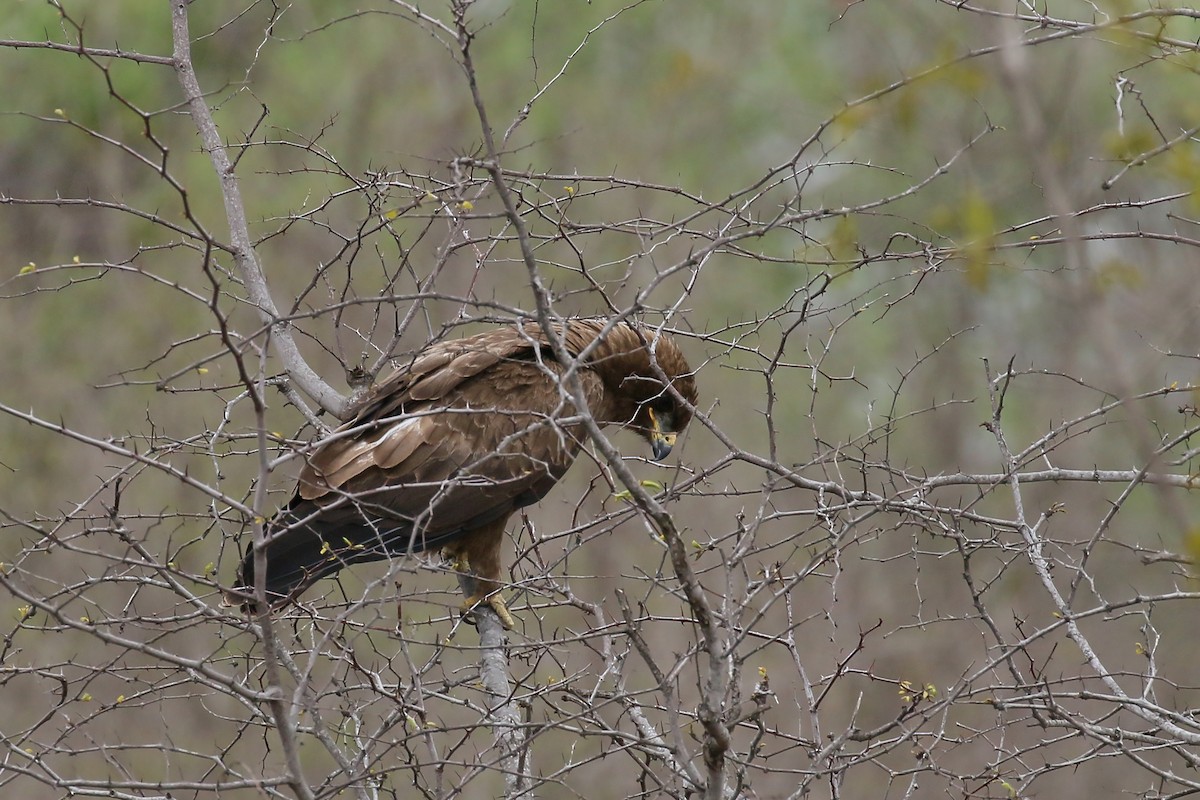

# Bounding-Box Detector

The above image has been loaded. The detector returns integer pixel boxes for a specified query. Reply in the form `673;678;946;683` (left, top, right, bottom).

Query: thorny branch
6;3;1200;800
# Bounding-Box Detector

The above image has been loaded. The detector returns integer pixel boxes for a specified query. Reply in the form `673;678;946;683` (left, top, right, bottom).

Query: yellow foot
461;591;516;630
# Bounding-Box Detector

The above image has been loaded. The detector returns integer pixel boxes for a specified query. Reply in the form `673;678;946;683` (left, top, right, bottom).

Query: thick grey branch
457;574;533;798
169;1;348;419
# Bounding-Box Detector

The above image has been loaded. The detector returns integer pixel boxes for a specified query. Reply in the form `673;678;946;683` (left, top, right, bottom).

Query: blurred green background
4;1;1200;798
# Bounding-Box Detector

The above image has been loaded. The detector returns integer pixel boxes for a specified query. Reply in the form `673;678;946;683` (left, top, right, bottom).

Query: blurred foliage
5;0;1200;798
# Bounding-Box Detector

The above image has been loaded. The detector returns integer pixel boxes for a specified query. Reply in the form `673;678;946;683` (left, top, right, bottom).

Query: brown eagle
233;318;697;628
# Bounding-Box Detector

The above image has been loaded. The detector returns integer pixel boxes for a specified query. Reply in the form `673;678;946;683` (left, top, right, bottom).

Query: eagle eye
645;402;676;432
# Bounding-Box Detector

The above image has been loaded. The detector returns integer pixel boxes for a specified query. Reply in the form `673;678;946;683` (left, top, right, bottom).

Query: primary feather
232;318;697;622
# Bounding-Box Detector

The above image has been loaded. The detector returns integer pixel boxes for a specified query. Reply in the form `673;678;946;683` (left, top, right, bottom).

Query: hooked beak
647;408;677;461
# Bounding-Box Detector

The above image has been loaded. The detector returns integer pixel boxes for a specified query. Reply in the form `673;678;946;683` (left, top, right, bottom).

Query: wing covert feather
372;417;431;469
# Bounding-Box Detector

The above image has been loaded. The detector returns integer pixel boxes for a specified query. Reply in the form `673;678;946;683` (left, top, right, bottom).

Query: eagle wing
296;326;538;499
238;325;604;604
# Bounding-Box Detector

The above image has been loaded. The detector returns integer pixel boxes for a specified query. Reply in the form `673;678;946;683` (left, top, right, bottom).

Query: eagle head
578;321;698;461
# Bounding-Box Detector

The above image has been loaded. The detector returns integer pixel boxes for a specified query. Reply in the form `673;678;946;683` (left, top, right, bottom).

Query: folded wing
236;346;595;606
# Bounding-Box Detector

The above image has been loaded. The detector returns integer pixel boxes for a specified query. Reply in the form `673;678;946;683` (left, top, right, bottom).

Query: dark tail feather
230;505;420;610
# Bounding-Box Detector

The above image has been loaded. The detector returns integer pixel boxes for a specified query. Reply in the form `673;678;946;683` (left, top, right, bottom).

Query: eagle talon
461;591;516;630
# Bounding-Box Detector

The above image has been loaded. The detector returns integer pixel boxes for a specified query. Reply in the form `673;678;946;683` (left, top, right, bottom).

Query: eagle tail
231;505;426;610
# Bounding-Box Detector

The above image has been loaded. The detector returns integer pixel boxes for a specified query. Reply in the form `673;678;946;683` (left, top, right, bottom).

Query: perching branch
457;574;533;798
